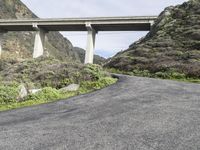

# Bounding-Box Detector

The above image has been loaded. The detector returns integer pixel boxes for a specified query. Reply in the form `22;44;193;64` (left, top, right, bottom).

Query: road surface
0;75;200;150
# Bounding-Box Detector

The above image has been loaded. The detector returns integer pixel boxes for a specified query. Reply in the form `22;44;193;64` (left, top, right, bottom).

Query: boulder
60;84;80;92
17;84;28;101
29;89;42;94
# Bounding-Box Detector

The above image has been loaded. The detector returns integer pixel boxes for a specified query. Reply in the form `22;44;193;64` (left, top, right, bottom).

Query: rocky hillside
0;57;116;111
105;0;200;78
0;0;105;63
73;47;105;64
0;57;111;89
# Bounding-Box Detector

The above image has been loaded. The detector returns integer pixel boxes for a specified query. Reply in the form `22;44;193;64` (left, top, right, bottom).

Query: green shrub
80;77;117;92
0;84;18;104
82;64;106;80
170;72;186;79
99;77;118;87
155;72;170;79
133;69;151;77
26;87;62;101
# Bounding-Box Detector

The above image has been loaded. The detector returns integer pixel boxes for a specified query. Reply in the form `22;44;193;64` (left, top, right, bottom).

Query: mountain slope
105;0;200;78
0;0;105;63
73;47;106;65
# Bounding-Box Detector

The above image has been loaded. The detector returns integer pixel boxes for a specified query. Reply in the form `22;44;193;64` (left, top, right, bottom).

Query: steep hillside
0;0;105;64
105;0;200;79
73;47;106;64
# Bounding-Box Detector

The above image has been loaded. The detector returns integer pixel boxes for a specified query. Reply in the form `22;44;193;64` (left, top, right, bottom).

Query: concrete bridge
0;16;157;63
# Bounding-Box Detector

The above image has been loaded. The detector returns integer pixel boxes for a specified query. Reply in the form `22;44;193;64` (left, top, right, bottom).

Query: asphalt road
0;75;200;150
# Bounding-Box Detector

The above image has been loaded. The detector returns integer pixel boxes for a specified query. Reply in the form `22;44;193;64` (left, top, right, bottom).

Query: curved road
0;75;200;150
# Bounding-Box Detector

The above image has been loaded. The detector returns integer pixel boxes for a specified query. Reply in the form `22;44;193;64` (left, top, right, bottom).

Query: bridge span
0;16;157;63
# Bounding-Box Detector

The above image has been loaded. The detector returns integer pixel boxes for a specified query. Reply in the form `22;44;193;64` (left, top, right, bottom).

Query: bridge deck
0;16;157;32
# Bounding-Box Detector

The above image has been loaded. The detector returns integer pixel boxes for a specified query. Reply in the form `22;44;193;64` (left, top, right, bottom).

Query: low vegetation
107;68;200;84
0;57;117;111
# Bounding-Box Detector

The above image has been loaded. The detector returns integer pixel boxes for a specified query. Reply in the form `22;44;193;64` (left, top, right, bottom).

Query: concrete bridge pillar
33;23;46;58
0;31;6;58
0;33;3;58
84;23;96;64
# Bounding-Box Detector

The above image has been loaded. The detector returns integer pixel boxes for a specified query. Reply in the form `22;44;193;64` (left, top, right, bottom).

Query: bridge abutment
84;23;96;64
33;24;46;58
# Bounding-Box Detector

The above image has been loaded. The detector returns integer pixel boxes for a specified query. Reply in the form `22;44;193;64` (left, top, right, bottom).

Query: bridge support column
0;31;6;58
84;23;96;64
0;33;3;58
33;24;46;58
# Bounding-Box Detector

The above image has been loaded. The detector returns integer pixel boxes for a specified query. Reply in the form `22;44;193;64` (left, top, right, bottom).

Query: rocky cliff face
105;0;200;78
0;0;105;63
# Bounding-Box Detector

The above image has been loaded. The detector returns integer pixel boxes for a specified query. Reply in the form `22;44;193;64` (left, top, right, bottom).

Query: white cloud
21;0;188;57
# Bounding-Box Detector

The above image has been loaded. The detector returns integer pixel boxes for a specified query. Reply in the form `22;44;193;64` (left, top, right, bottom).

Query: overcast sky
21;0;188;58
